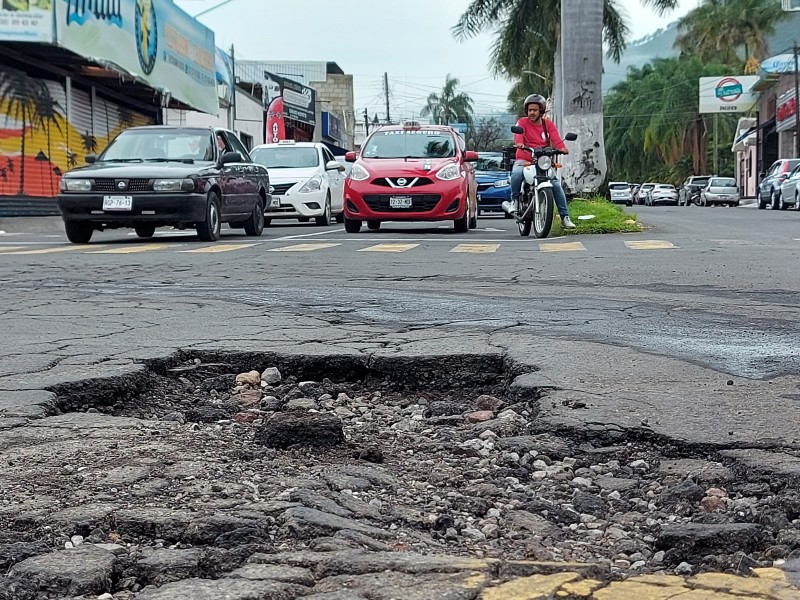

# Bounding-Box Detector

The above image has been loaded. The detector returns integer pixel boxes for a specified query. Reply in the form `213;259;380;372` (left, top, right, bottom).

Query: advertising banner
0;0;53;42
55;0;218;115
263;70;315;128
776;89;797;133
761;53;798;74
321;111;341;142
699;76;759;113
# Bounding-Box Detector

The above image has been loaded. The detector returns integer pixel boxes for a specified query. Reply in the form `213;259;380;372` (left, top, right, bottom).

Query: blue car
476;152;512;217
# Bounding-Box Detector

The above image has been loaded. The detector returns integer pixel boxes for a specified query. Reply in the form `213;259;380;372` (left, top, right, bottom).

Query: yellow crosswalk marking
625;240;677;250
268;243;341;252
90;244;174;254
358;243;419;253
450;244;500;253
0;246;26;253
179;244;258;253
4;245;107;255
540;241;586;252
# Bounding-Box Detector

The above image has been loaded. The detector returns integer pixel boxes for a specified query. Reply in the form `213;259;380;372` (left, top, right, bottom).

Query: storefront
0;0;217;216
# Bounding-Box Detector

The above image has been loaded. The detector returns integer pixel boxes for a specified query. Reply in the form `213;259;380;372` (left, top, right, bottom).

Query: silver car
645;183;678;206
699;177;739;207
779;163;800;210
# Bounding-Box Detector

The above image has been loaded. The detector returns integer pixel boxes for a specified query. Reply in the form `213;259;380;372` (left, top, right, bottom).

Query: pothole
1;351;799;598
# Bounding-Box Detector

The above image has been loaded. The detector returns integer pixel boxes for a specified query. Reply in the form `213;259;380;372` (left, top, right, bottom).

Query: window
239;132;253;151
221;131;251;161
250;146;320;168
362;130;457;159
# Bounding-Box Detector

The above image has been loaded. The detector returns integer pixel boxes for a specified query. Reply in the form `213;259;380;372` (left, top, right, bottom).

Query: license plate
102;195;132;211
389;195;412;208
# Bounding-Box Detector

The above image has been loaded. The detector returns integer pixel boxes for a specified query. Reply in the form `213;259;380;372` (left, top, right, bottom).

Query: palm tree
32;85;65;196
420;74;474;126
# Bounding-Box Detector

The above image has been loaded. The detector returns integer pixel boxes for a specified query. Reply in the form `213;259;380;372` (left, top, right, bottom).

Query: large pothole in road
2;351;800;598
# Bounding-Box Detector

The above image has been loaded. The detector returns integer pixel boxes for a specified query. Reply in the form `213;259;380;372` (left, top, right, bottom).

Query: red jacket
514;117;565;162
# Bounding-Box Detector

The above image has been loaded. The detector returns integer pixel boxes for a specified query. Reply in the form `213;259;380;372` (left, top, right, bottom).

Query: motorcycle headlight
154;178;194;192
493;178;510;188
536;156;552;170
298;175;322;193
61;178;92;192
349;164;370;181
436;164;461;181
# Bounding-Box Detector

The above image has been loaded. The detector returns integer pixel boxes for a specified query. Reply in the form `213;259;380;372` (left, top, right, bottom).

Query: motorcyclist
502;93;576;229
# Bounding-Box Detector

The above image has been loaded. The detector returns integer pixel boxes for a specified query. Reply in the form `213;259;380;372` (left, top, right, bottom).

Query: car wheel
334;212;344;224
64;221;93;244
367;220;381;230
196;192;221;241
771;190;781;210
134;224;156;239
468;209;478;229
778;192;787;211
244;198;265;236
344;215;362;233
454;208;469;233
758;194;768;209
315;195;332;226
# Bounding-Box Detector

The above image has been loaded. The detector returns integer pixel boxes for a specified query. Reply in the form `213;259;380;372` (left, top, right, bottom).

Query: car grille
477;183;493;192
363;194;440;212
372;177;434;188
271;182;296;195
94;179;152;192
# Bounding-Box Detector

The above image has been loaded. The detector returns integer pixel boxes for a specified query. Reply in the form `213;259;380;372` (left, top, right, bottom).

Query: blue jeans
511;162;569;219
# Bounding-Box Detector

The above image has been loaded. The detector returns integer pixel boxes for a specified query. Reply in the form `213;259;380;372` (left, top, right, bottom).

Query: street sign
699;76;759;113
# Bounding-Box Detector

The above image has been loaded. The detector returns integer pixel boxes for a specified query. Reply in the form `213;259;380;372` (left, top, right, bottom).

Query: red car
343;122;479;233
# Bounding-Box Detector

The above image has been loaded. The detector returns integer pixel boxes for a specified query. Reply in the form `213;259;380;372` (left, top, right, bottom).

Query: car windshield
710;178;735;187
250;146;319;168
691;177;710;186
101;129;214;162
476;154;504;171
362;130;456;159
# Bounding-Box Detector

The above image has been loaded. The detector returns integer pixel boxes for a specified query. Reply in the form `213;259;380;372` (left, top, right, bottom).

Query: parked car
609;181;633;206
779;163;800;210
678;175;711;206
475;151;511;217
645;183;679;206
57;126;270;243
343;122;478;233
249;141;345;226
699;177;739;207
639;182;656;205
758;158;800;210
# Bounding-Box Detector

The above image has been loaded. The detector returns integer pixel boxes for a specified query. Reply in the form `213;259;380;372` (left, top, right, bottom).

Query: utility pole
229;44;236;130
794;42;800;157
384;72;390;125
364;108;369;136
713;113;719;175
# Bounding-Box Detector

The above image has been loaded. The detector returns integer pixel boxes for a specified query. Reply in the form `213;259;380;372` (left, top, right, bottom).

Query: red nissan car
343;122;479;233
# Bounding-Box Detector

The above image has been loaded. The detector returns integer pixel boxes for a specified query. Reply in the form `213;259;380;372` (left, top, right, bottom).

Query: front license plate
102;195;133;211
389;195;412;208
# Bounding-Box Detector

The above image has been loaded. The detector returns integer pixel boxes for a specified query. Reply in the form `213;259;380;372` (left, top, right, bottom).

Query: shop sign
322;111;341;142
263;70;315;126
55;0;218;115
776;89;798;132
0;0;53;42
699;76;759;113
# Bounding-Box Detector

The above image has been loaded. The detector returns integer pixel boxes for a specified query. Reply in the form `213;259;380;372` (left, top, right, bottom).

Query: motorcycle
507;126;578;238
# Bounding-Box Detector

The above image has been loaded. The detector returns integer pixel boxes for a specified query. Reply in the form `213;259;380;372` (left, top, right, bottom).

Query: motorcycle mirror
511;125;523;134
564;133;578;141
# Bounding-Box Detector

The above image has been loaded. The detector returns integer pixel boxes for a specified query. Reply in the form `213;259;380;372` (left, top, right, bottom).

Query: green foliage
420;74;474;126
557;197;643;235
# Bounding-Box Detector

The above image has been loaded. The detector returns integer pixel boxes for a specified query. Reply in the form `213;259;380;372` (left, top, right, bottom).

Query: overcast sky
177;0;699;119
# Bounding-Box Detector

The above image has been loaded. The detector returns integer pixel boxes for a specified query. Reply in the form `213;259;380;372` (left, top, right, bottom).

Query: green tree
420;74;474;126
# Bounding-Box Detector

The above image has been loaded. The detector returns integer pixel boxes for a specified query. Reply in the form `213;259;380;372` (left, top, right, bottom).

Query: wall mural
0;66;152;199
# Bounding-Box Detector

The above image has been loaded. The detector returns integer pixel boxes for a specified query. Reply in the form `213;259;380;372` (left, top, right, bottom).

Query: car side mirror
345;151;357;163
220;151;242;165
463;150;479;162
510;125;523;134
564;132;578;141
85;154;97;164
325;160;343;171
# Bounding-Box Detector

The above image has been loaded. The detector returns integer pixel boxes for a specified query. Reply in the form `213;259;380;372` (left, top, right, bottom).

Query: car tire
196;192;221;242
244;198;264;236
367;220;381;230
134;224;156;239
315;196;332;226
334;212;344;224
758;195;768;209
454;208;469;233
64;221;93;244
771;190;781;210
344;215;362;233
468;210;478;229
778;193;788;211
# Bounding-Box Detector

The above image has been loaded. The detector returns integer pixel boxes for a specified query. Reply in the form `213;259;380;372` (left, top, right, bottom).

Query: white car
250;141;345;225
609;181;633;206
645;183;679;206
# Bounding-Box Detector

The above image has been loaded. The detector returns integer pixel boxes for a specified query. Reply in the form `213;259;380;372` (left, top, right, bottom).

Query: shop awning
733;118;775;148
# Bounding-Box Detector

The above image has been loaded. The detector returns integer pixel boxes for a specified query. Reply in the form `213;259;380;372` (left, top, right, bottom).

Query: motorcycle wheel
533;188;554;239
517;196;532;237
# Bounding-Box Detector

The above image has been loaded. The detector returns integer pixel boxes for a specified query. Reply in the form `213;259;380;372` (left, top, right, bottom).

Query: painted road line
89;244;175;254
0;246;26;253
539;241;587;252
624;240;677;250
357;243;420;253
450;244;500;253
179;244;259;253
268;243;341;252
5;245;107;255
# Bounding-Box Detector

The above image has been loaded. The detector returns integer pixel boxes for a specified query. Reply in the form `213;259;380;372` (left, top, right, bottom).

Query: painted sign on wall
55;0;218;115
0;0;53;42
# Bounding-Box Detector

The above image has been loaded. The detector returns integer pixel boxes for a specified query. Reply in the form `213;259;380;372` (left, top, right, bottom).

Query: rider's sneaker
502;199;519;214
562;215;577;229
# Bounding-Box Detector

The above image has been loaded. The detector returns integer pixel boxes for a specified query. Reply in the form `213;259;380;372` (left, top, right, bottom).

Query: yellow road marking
179;244;258;253
268;243;341;252
625;240;677;250
5;245;106;255
90;244;174;254
539;241;586;252
450;244;500;253
0;246;26;253
358;243;419;253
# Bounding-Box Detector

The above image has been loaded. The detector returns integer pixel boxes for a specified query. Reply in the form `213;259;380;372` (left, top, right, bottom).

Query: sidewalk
0;215;64;234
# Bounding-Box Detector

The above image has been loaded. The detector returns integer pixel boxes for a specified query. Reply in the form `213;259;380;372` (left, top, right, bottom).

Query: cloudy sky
177;0;699;119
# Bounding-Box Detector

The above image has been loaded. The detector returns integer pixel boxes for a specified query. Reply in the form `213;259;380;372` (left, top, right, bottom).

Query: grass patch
554;195;643;235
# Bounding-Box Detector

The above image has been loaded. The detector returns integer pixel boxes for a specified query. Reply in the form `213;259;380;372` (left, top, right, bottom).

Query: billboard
0;0;53;42
699;76;759;113
55;0;218;115
263;70;315;143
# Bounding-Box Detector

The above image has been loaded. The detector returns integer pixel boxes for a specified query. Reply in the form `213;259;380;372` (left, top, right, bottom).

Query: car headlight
536;156;552;170
154;178;194;192
349;164;370;181
298;175;322;193
61;178;92;192
436;164;461;181
493;178;510;188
